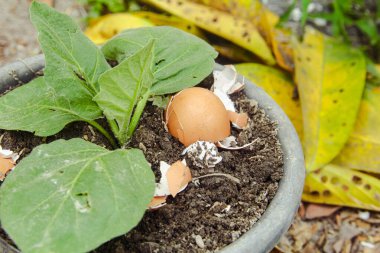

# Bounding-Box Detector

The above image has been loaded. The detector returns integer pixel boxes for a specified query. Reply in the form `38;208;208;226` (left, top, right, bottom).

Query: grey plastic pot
0;55;305;253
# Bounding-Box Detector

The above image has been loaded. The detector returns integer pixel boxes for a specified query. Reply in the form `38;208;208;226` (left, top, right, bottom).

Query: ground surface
0;0;85;66
0;1;379;253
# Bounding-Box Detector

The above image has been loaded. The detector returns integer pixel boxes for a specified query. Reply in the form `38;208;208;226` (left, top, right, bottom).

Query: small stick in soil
0;134;4;144
87;125;96;137
249;155;265;160
192;173;240;184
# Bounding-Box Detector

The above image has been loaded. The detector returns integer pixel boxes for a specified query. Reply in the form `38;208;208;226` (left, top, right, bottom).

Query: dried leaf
304;204;341;220
333;84;380;174
194;0;293;70
133;11;205;38
212;43;257;62
192;0;262;19
254;6;294;71
235;63;303;138
294;27;366;172
85;13;154;44
303;164;380;211
142;0;275;64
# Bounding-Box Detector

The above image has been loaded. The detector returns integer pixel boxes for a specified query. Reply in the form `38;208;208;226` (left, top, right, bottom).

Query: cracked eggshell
228;111;249;129
0;158;14;181
0;147;18;181
166;87;231;146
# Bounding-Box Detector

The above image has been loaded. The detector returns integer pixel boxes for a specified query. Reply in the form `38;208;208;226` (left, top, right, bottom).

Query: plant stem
126;91;150;140
86;120;118;149
107;118;119;138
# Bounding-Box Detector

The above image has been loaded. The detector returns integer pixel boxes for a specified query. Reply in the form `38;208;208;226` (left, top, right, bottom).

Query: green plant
280;0;380;47
76;0;129;18
0;2;217;253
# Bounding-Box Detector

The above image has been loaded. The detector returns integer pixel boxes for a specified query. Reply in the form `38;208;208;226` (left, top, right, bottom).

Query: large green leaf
0;2;110;136
0;139;155;253
0;77;101;136
95;40;155;143
294;27;366;172
101;26;218;95
30;1;110;94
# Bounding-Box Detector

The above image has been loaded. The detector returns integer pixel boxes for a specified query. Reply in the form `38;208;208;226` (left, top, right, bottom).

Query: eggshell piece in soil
148;196;167;209
166;161;192;197
228;111;249;129
0;157;14;181
166;87;231;146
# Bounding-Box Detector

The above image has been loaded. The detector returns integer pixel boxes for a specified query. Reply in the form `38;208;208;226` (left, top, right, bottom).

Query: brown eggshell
166;87;231;146
166;161;192;197
227;111;249;129
0;157;14;181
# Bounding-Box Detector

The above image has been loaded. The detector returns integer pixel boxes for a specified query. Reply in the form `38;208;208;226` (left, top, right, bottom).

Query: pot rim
0;55;305;253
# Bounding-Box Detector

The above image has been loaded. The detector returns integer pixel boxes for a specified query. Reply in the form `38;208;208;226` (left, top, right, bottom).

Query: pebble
194;234;205;249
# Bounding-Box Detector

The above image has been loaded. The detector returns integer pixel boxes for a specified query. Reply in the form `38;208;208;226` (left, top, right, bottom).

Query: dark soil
0;82;284;252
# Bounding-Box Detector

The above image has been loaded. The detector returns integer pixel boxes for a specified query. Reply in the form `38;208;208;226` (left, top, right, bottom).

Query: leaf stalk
86;120;118;149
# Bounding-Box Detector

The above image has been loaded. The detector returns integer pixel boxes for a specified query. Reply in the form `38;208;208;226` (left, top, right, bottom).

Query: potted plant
0;2;305;253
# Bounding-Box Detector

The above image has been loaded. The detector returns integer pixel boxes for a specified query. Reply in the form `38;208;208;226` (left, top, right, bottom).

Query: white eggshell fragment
213;65;245;95
218;136;260;150
182;141;222;168
0;146;19;181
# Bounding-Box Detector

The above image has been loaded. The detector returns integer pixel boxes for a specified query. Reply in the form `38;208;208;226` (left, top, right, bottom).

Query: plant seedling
0;2;217;253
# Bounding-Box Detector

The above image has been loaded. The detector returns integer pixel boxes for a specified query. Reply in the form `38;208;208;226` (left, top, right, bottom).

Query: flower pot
0;55;305;253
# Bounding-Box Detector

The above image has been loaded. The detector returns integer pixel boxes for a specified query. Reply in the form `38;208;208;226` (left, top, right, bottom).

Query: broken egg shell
148;196;167;209
0;157;15;181
228;111;249;129
217;136;260;150
166;160;192;197
182;141;223;168
154;160;192;198
166;87;231;147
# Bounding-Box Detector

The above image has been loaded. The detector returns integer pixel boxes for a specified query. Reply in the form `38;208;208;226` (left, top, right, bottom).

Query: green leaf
294;27;366;172
95;40;155;143
355;18;380;45
0;138;155;253
300;0;311;29
102;26;218;95
278;0;296;26
150;95;170;109
0;77;102;136
0;2;110;137
30;1;110;94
